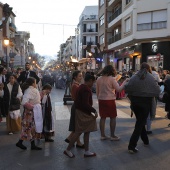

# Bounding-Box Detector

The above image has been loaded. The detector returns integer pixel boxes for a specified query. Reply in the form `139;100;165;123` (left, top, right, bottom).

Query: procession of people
0;62;170;158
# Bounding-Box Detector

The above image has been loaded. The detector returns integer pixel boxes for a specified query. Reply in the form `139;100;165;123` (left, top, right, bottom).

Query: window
99;15;104;26
99;34;104;44
125;17;131;32
137;10;167;31
100;0;104;6
126;0;131;5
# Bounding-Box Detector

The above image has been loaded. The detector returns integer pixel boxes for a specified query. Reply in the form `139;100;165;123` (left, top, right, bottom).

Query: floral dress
20;86;42;141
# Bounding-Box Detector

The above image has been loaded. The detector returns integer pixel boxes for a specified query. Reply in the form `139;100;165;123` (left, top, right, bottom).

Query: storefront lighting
152;40;158;43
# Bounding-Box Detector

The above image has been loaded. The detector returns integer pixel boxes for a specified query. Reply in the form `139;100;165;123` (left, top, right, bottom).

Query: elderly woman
125;62;160;154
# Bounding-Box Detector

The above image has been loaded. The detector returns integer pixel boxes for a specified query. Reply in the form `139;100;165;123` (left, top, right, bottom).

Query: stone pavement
0;88;170;170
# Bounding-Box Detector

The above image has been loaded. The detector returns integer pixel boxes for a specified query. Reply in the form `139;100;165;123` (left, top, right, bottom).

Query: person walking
40;84;55;142
64;74;97;158
16;77;43;150
125;62;160;154
3;75;22;134
65;70;84;148
96;65;128;141
17;62;40;85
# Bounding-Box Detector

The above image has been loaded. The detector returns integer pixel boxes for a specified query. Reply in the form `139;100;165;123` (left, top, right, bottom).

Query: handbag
9;110;21;119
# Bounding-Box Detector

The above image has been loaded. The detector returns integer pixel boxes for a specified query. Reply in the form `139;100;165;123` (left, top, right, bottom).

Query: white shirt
7;83;23;99
22;86;41;105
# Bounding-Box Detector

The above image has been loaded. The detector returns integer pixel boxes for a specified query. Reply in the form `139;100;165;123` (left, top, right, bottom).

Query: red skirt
98;100;117;118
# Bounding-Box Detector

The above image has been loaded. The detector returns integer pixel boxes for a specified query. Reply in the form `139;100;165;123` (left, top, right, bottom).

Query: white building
99;0;170;71
76;6;98;61
108;0;170;71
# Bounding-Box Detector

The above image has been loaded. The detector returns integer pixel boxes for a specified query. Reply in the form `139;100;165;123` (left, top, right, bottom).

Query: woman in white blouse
16;77;43;150
3;75;22;134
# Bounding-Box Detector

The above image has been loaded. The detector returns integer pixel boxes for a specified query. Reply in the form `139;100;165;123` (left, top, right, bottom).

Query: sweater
125;71;160;97
75;84;96;114
96;76;126;100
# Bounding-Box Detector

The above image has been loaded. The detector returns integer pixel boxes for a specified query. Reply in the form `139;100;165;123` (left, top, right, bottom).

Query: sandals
63;150;75;158
84;152;96;158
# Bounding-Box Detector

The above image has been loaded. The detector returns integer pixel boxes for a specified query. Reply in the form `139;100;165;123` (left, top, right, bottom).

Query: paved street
0;88;170;170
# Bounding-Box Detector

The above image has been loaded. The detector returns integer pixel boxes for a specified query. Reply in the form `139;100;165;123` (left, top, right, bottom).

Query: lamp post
88;52;92;71
4;37;9;68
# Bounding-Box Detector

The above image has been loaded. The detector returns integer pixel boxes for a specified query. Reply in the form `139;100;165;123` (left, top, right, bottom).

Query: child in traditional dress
40;84;55;142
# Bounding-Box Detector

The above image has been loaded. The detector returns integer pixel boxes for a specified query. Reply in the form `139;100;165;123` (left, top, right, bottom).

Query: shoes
147;131;152;135
63;150;75;158
31;146;42;150
144;143;149;147
64;139;70;143
16;142;27;150
76;144;85;149
84;152;96;158
110;136;120;141
9;132;13;135
100;136;109;140
128;148;138;154
45;138;54;142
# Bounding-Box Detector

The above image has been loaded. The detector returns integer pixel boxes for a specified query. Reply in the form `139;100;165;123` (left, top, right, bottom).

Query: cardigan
75;84;96;114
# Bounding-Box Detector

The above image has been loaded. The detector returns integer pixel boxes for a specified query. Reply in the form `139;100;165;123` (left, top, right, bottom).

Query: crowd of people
0;62;55;151
0;62;170;157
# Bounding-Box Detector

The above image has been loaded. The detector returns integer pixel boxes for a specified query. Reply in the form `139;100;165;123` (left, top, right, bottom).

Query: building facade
76;6;98;67
14;31;30;67
99;0;170;71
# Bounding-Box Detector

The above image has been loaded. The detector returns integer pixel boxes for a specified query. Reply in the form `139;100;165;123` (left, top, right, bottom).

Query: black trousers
128;102;150;150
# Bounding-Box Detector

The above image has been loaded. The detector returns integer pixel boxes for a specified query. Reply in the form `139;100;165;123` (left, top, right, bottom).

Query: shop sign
151;44;158;53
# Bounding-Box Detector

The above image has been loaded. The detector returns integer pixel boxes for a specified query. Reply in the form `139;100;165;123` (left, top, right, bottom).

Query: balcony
82;28;98;34
108;33;121;45
109;7;122;23
9;22;16;32
83;41;95;46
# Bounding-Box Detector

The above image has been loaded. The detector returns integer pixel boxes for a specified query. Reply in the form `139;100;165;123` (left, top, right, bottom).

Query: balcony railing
83;41;94;45
108;33;121;44
83;28;97;32
109;7;122;23
9;22;16;31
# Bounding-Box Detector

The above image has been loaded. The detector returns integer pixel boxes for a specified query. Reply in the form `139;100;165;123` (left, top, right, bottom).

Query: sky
1;0;98;61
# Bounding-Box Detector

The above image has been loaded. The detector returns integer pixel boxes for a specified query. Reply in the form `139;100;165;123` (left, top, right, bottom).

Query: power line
22;22;77;41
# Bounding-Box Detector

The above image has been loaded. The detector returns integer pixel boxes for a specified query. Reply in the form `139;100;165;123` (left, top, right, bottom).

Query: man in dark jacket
17;62;39;84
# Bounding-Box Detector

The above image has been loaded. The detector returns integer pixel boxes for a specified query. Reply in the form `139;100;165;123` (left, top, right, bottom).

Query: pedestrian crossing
54;100;166;120
55;100;132;120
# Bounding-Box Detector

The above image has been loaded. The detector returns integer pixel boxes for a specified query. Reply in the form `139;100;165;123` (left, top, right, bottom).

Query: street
0;87;170;170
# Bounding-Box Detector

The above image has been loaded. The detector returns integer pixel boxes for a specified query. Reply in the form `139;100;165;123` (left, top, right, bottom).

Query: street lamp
4;37;9;68
28;56;31;60
88;52;92;71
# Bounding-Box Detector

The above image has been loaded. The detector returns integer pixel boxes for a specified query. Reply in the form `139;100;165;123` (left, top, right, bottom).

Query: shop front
141;41;170;70
114;45;142;71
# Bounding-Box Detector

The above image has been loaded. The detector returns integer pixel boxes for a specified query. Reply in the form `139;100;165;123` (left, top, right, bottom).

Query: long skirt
6;113;21;132
42;105;55;137
98;100;117;118
68;103;75;131
75;109;97;133
20;108;36;141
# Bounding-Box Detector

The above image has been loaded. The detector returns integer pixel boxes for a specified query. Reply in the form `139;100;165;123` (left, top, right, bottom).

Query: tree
0;3;13;29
